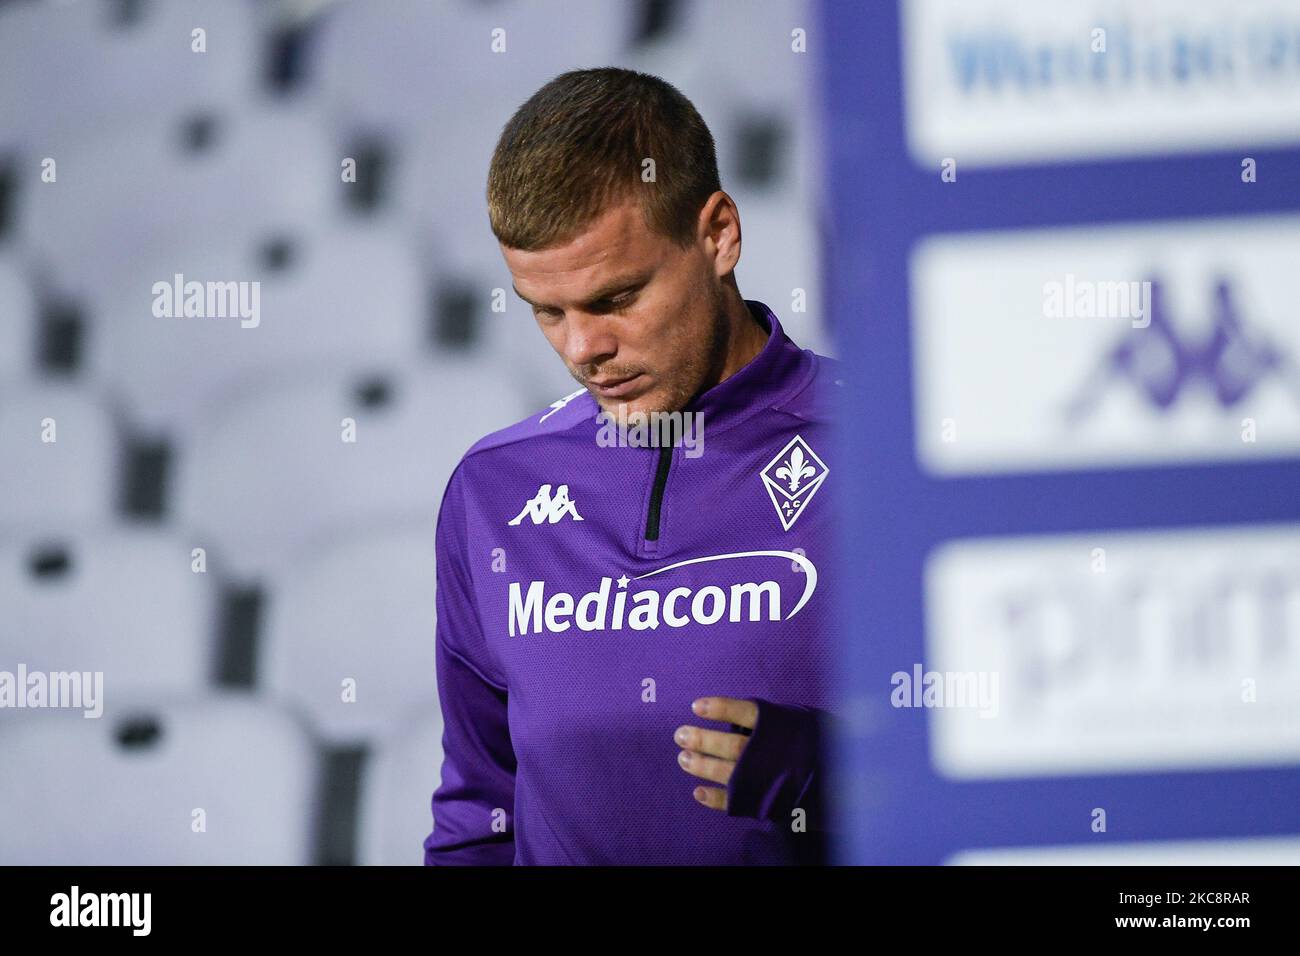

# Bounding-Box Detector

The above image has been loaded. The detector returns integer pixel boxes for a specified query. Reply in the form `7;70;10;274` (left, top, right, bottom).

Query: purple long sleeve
725;698;830;832
424;469;517;865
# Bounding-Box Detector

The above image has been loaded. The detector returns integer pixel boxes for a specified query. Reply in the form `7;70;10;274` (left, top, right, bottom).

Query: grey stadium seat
311;0;630;140
418;228;584;411
0;0;258;157
173;358;533;583
19;103;339;303
0;693;319;865
260;524;437;746
0;381;119;532
629;0;819;204
310;0;631;275
356;704;445;866
0;527;217;694
0;254;37;382
88;222;426;439
731;191;831;356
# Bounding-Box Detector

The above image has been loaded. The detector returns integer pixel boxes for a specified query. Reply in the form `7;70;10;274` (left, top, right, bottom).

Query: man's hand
673;696;758;811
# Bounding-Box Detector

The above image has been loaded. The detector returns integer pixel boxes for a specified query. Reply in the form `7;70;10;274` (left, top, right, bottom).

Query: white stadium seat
88;222;427;439
0;381;118;532
0;254;37;381
310;0;632;256
356;705;445;866
629;1;820;205
19;103;340;302
0;693;319;865
635;0;813;101
312;0;630;139
173;358;533;583
733;192;831;356
261;525;437;746
0;0;259;156
479;298;591;415
0;528;217;693
417;230;584;411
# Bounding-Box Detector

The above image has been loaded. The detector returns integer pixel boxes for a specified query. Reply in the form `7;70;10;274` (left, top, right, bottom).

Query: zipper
643;444;673;541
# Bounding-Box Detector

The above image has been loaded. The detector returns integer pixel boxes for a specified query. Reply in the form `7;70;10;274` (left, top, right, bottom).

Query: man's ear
702;191;741;279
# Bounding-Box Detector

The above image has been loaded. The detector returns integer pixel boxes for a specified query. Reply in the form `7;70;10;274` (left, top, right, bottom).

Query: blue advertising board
820;0;1300;864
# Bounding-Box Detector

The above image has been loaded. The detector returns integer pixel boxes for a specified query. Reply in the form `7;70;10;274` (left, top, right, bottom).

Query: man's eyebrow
512;274;651;311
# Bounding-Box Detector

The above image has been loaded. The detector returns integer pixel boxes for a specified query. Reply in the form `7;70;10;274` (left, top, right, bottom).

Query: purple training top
424;301;840;865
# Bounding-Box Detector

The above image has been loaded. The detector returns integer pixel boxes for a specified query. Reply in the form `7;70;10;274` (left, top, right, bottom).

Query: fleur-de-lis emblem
775;446;816;492
759;435;829;531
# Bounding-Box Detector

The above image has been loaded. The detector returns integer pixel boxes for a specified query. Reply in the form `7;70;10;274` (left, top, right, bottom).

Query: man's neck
713;292;768;384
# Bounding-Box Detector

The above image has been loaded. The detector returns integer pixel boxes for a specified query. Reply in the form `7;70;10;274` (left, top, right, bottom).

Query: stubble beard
580;290;732;419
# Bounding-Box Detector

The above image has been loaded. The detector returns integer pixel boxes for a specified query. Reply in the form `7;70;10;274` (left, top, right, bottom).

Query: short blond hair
487;67;721;251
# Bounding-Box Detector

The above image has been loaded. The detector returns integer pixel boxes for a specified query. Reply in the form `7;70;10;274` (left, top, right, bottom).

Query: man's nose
564;311;617;369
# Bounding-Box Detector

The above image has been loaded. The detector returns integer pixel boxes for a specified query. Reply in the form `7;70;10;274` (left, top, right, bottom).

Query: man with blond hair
425;67;840;865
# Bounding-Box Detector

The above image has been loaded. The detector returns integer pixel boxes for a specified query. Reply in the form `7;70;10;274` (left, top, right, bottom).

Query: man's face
501;197;730;418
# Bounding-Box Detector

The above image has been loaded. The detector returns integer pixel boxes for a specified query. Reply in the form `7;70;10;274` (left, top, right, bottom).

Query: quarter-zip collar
678;299;815;437
634;299;816;554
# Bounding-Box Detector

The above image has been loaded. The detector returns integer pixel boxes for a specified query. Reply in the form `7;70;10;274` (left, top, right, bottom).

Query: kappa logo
1064;277;1299;426
760;435;828;531
508;484;585;526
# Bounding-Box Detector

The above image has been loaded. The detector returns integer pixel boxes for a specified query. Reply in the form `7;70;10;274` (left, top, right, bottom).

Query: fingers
693;785;727;811
674;724;747;761
677;747;733;785
692;696;759;730
678;697;757;813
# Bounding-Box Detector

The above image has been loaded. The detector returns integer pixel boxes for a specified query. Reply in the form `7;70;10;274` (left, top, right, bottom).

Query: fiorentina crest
759;435;828;531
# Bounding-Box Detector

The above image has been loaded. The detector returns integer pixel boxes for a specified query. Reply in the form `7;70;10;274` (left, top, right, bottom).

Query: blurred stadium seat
0;527;217;692
0;380;119;531
630;0;819;203
0;252;36;380
260;524;437;745
310;0;631;140
18;101;340;302
356;705;445;866
733;192;828;355
0;0;259;157
0;692;319;864
307;0;631;270
172;359;532;583
88;221;427;439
